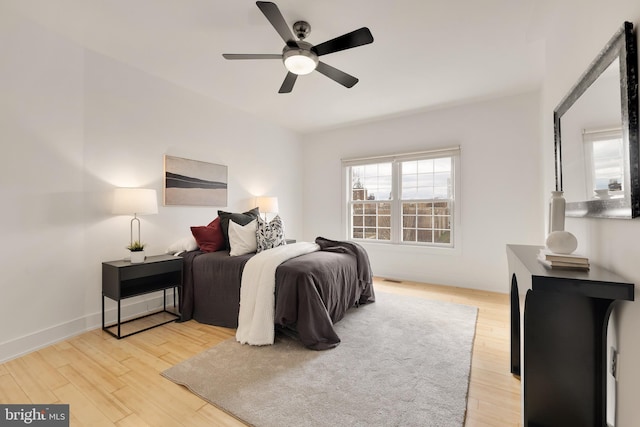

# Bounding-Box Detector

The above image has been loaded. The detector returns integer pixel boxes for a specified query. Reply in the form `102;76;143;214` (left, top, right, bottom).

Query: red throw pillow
191;217;224;252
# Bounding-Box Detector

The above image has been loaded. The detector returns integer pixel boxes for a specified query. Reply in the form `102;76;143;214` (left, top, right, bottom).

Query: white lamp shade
112;188;158;215
256;196;279;214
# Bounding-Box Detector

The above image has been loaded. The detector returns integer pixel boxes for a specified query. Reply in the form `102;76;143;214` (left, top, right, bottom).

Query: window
344;147;459;247
583;128;625;197
351;163;392;240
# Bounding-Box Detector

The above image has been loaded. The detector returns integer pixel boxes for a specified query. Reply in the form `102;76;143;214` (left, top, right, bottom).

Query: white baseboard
0;291;177;363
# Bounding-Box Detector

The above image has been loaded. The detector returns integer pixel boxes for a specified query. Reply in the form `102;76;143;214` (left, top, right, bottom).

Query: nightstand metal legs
102;287;180;339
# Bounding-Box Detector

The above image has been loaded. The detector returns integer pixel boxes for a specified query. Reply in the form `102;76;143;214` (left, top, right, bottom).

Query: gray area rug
162;291;478;427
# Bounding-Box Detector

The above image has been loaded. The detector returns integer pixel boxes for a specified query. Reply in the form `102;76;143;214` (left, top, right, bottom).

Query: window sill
354;240;461;256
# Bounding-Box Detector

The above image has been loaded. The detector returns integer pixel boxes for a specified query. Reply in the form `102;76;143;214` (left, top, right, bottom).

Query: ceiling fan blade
278;72;297;93
256;1;296;43
313;27;374;56
222;53;282;60
315;62;359;88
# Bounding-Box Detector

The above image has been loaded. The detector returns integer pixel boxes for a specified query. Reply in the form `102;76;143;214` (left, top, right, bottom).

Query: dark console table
102;254;183;339
507;244;634;427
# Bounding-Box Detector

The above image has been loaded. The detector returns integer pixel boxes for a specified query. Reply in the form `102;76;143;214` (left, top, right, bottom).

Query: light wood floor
0;278;521;426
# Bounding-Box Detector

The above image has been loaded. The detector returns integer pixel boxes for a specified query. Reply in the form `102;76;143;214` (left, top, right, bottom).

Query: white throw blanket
236;242;320;346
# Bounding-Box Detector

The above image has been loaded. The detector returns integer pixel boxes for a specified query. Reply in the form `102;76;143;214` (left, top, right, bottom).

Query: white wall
302;92;543;293
541;2;640;426
0;11;303;362
0;10;86;360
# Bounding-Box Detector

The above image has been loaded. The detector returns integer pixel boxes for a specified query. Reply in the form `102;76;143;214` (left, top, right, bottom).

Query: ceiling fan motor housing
293;21;311;40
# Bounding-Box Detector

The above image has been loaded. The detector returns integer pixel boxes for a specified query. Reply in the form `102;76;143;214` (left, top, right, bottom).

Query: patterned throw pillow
256;215;286;252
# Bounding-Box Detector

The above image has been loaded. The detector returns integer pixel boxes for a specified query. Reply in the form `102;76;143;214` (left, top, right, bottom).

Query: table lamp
112;188;158;246
255;196;279;221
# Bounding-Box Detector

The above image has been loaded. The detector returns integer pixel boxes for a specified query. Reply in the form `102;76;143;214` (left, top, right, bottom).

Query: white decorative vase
546;231;578;254
130;251;146;264
549;191;566;232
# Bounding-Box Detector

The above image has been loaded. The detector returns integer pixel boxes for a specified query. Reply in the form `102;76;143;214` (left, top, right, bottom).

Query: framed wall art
164;155;228;206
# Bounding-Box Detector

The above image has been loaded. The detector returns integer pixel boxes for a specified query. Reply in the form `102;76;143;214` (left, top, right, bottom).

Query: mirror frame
554;21;639;218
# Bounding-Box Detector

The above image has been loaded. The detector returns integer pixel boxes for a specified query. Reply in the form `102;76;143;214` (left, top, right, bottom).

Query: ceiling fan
222;1;374;93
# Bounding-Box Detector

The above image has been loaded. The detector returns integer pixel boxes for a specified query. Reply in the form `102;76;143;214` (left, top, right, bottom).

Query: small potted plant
127;241;146;263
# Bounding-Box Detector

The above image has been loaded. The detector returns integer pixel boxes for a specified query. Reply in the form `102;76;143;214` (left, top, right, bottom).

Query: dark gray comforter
179;238;374;350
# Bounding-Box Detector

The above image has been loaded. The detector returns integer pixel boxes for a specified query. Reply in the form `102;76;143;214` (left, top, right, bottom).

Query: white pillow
229;219;258;256
166;236;198;254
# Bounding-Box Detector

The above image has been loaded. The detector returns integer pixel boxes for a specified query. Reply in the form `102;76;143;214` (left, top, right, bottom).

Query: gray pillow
218;207;259;250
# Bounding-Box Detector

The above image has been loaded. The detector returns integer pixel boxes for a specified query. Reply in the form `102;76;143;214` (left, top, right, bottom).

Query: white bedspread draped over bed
236;242;320;346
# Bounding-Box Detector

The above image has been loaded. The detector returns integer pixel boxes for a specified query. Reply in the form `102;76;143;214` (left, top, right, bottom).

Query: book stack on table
537;248;590;270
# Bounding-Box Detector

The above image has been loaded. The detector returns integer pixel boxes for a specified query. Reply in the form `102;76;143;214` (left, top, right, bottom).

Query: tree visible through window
344;148;459;247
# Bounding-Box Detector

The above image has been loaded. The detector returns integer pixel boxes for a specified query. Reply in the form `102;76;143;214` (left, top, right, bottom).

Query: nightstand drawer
102;255;183;300
118;258;182;281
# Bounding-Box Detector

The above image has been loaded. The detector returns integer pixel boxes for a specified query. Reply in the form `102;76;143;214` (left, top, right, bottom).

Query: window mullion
391;161;401;244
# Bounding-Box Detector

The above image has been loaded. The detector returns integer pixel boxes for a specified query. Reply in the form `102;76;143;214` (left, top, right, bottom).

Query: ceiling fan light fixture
222;2;374;93
283;48;318;75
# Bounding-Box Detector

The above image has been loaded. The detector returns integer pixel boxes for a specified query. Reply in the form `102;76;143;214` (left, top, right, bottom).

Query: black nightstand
102;254;183;339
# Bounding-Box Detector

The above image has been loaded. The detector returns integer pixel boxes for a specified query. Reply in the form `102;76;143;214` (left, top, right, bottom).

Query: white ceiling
4;0;549;134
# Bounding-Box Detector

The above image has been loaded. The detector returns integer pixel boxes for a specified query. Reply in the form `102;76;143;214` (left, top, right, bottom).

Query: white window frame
582;127;626;198
342;146;461;249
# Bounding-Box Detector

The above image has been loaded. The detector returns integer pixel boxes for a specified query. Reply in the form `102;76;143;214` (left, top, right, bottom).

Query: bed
178;237;375;350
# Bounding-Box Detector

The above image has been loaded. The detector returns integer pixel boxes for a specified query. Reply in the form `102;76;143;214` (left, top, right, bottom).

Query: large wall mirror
554;21;639;218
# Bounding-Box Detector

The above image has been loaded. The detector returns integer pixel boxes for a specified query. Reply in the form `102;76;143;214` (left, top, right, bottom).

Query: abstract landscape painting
164;155;227;206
